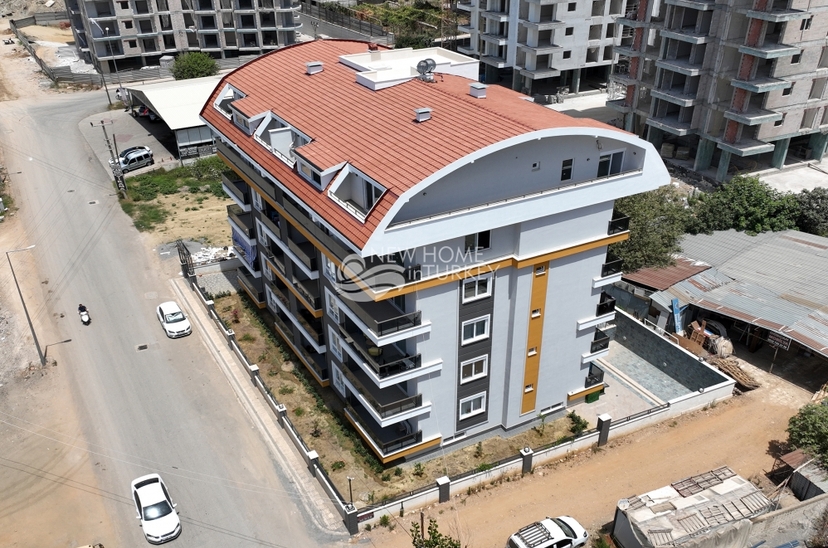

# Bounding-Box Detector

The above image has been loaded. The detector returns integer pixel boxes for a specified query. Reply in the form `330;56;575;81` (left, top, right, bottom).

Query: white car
131;474;181;544
507;516;589;548
156;301;192;338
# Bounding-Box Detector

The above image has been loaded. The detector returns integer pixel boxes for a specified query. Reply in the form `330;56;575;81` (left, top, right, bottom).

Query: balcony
222;173;250;209
228;204;255;239
338;315;422;380
607;98;632;114
607;215;629;235
340;362;424;421
664;0;714;8
601;256;623;278
585;362;605;387
281;198;352;263
742;7;810;22
519;16;565;31
590;328;610;354
291;274;321;313
265;276;290;309
723;107;783;126
730;76;790;94
344;404;424;462
650;87;699;108
660;27;711;45
296;308;324;346
646;114;695;136
655;58;703;77
738;42;799;60
338;295;423;340
238;268;265;307
596;291;616;316
286;231;318;273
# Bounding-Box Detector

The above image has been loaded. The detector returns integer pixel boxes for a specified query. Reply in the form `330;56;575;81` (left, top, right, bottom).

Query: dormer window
327;166;386;221
253;112;304;166
298;160;322;186
232;109;252;134
214;83;244;118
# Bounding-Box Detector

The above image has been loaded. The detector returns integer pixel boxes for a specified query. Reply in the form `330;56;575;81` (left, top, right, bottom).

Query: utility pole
91;120;127;199
7;245;45;367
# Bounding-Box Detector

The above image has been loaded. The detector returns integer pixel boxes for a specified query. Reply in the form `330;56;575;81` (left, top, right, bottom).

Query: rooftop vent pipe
414;107;432;123
306;61;323;75
470;82;487;99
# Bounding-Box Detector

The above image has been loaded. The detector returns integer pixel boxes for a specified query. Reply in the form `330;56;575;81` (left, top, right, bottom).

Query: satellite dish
425;58;436;72
416;59;430;75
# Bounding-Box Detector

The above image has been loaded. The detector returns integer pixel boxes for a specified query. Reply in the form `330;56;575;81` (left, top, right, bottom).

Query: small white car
156;301;192;338
131;474;181;544
507;516;589;548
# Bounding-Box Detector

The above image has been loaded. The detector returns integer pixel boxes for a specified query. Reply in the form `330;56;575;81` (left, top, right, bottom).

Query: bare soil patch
144;191;231;248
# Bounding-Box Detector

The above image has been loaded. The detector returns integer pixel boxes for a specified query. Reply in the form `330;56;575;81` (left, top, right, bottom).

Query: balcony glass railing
585;362;605;387
596;292;617;316
601;257;624;277
273;312;294;339
339;320;422;379
296;312;324;346
286;236;317;272
346;405;423;454
228;204;254;238
292;276;321;310
267;278;290;308
590;328;610;353
237;268;264;303
607;215;630;235
341;365;423;419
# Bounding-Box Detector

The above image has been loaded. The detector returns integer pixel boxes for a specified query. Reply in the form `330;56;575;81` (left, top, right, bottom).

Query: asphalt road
0;92;345;547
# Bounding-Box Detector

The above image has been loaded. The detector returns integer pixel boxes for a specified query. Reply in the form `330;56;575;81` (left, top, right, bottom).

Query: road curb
169;276;347;538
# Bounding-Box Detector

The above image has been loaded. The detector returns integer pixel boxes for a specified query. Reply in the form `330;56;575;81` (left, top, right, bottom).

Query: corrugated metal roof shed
622;257;711;291
649;230;828;358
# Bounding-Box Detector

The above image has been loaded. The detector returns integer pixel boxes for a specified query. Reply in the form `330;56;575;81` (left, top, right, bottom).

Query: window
567;2;576;10
524;384;534;393
783;86;793;96
464;231;491;252
299;162;321;185
462;275;492;303
461;315;490;345
561;158;573;180
124;20;134;29
460;355;488;383
531;308;541;318
119;1;129;7
774;116;784;127
329;331;342;360
326;294;340;322
565;27;573;36
792;53;802;64
527;347;538;356
364;180;384;211
128;39;137;48
324;257;337;282
597;151;623;177
459;392;486;419
563;50;572;59
535;265;546;276
801;17;812;31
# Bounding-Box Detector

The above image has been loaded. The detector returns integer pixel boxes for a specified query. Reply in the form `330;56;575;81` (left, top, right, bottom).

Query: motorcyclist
78;304;87;314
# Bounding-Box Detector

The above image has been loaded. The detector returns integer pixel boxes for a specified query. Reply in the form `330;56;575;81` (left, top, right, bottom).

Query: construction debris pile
190;246;235;266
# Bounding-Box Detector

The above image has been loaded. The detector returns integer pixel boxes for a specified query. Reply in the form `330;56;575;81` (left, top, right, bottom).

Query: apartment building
65;0;300;72
609;0;828;181
456;0;628;95
202;40;669;462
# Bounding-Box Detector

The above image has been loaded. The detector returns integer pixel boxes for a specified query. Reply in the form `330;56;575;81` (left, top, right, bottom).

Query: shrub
413;462;425;477
239;333;255;342
379;515;391;527
787;404;828;467
394;466;403;477
568;411;590;435
381;472;391;482
331;460;346;471
293;406;305;417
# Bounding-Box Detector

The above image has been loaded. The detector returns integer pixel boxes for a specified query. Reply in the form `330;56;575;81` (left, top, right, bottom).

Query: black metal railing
597;292;616;316
286;235;318;272
607;215;630;235
295;312;324;346
601;257;624;277
377;310;421;337
222;173;249;204
339;323;422;379
590;329;610;354
292;276;321;311
266;278;290;309
273;313;294;339
237;269;264;304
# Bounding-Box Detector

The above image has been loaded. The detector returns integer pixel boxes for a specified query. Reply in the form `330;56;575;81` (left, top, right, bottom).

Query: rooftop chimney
368;42;379;51
414;107;432;123
306;61;323;75
469;82;487;99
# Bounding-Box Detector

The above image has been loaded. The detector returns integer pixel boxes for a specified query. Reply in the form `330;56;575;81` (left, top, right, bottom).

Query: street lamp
6;245;45;366
91;20;123;92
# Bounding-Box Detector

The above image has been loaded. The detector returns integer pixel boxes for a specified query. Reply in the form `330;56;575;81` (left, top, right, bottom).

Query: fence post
275;403;287;427
520;446;534;474
344;504;359;534
307;450;319;477
436;476;451;503
597;413;612;447
248;363;259;381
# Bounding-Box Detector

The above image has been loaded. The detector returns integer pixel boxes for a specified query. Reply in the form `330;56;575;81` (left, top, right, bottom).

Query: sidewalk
169;275;349;540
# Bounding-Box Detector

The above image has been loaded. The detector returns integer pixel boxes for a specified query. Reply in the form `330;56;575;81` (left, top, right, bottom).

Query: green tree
394;33;435;49
411;518;461;548
787;403;828;468
796;187;828;237
171;52;219;80
608;185;689;272
687;175;799;235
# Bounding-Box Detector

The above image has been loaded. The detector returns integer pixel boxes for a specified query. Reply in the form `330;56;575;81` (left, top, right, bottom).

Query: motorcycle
79;308;91;326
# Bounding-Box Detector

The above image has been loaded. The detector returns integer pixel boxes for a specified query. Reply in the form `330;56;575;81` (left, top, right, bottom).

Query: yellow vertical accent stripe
521;264;549;414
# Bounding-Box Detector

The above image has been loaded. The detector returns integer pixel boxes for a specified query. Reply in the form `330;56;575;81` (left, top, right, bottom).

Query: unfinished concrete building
457;0;628;95
66;0;301;72
608;0;828;180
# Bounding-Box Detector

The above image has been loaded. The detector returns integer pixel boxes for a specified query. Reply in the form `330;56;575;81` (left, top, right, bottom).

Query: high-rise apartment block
66;0;300;72
202;40;668;462
609;0;828;180
457;0;628;95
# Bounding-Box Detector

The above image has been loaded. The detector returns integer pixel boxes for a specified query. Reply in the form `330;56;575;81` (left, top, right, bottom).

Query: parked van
110;146;154;173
